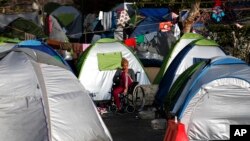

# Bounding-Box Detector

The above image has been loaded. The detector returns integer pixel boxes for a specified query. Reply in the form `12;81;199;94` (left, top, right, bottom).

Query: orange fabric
47;39;61;49
163;120;188;141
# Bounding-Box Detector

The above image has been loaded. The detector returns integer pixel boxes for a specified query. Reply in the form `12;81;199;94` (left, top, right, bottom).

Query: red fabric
163;120;188;141
124;38;136;48
113;71;133;110
214;0;222;7
45;16;52;35
159;21;173;32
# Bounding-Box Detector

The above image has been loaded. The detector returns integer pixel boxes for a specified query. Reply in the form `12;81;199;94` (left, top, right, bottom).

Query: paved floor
102;112;165;141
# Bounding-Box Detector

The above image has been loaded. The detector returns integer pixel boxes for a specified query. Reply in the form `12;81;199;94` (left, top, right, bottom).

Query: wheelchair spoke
133;86;145;111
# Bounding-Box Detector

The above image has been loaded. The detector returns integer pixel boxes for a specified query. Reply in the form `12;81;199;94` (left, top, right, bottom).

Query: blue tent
155;39;226;106
139;8;170;20
168;56;250;140
173;56;250;117
130;16;163;37
16;40;72;71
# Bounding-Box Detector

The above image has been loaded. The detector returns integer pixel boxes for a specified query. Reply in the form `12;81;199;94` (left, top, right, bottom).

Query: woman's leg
113;87;124;110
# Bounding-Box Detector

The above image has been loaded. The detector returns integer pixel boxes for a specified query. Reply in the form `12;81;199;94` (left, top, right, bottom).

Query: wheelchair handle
135;71;140;82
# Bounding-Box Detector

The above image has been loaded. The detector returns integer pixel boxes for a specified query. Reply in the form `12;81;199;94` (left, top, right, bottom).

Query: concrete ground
102;112;166;141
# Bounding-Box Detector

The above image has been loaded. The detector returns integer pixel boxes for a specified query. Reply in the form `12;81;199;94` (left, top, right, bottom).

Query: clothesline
68;21;170;37
0;20;171;37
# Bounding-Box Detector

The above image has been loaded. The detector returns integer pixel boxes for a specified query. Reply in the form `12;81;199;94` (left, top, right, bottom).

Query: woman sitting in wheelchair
112;58;135;112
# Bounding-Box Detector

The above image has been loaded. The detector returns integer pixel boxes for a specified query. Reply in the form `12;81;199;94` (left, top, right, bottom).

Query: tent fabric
154;33;204;84
2;17;46;40
16;40;70;69
97;52;122;71
182;78;250;140
0;37;18;53
135;31;176;67
164;61;206;112
155;38;226;106
50;6;82;40
130;16;163;38
0;48;112;141
177;57;249;117
0;11;40;28
0;36;21;43
0;42;15;53
167;56;250;140
78;38;151;101
49;15;69;42
51;6;80;23
66;14;83;39
139;8;170;20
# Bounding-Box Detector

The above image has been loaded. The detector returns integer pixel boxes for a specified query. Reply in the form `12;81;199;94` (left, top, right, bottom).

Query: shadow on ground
102;112;165;141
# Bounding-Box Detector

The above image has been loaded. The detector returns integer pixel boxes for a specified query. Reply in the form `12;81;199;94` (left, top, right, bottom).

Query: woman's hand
124;88;128;95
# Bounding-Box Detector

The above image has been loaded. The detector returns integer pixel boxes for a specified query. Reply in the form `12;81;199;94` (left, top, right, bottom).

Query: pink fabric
82;43;91;52
48;16;52;34
113;71;133;110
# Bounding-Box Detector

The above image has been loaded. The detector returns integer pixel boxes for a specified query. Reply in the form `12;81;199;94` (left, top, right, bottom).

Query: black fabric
112;68;136;87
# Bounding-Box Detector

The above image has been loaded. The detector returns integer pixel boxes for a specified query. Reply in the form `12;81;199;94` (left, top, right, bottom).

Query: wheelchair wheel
126;105;135;113
132;85;145;111
109;104;117;113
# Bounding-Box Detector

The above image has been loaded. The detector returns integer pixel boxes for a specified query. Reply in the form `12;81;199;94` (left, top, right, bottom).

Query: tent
2;17;46;40
0;11;40;28
155;38;226;106
0;48;112;141
136;31;176;67
15;40;71;70
50;6;83;40
0;36;20;52
129;9;176;68
168;56;250;140
154;33;204;84
130;16;163;38
0;42;15;53
49;15;69;42
130;7;171;38
77;38;151;101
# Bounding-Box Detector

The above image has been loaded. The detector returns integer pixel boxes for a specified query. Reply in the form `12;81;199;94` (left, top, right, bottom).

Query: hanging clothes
45;15;52;35
173;24;181;40
159;21;173;32
124;38;136;49
211;0;225;22
136;35;145;44
25;33;36;40
117;10;130;27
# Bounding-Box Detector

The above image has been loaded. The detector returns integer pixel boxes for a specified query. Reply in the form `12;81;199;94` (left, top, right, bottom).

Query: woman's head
121;58;129;70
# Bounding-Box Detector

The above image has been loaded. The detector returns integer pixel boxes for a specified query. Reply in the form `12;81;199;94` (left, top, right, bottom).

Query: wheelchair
109;70;146;113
